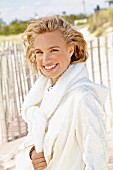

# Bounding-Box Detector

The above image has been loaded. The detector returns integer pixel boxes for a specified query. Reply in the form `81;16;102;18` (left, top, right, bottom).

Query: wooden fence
0;34;113;144
86;34;113;118
0;41;37;143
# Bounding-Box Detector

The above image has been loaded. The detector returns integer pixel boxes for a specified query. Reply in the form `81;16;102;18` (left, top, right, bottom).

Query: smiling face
34;30;74;85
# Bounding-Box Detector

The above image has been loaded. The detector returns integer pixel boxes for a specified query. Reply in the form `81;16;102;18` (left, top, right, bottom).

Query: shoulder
77;85;103;114
71;85;105;120
71;85;101;104
76;86;106;126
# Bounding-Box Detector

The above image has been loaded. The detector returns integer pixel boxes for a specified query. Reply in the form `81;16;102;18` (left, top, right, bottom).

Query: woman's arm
76;92;109;170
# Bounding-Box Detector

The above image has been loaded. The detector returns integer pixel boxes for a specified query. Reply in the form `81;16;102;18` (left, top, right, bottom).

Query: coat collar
40;62;88;120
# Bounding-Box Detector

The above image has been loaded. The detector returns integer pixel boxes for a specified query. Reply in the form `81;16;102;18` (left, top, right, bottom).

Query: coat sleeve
76;91;109;170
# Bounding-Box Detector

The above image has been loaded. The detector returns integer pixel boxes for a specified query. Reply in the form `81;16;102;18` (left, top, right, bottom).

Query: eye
51;49;59;52
35;51;43;54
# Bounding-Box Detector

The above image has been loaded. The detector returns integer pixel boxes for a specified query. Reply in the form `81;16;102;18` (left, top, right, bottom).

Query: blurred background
0;0;113;169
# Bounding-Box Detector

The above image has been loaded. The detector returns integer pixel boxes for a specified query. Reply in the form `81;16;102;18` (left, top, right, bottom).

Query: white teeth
44;65;56;70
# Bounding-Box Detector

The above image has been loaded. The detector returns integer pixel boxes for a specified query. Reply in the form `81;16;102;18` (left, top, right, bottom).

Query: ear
68;45;74;58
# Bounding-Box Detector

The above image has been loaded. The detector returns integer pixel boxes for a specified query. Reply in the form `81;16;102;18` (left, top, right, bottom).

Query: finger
32;157;46;165
38;167;46;170
33;166;47;170
35;166;47;170
32;152;44;160
33;161;47;169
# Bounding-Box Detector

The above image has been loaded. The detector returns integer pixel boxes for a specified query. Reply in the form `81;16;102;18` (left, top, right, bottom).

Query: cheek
53;56;61;62
36;58;41;65
52;53;65;62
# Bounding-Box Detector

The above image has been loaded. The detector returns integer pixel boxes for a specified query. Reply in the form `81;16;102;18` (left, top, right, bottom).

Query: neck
51;78;58;86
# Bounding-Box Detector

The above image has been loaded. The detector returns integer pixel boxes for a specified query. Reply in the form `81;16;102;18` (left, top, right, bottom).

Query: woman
16;15;108;170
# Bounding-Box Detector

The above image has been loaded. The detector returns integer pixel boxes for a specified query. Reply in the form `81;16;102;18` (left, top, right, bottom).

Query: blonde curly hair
22;15;88;71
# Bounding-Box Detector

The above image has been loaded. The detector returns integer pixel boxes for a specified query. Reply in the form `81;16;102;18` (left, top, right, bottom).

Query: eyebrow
35;46;60;51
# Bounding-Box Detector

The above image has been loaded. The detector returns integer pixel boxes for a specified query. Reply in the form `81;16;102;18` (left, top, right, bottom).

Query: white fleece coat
16;63;109;170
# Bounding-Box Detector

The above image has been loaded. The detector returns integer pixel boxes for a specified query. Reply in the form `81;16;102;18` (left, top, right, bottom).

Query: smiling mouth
43;64;58;71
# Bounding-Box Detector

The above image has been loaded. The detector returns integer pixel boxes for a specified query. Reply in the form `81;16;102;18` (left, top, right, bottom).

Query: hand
31;150;47;170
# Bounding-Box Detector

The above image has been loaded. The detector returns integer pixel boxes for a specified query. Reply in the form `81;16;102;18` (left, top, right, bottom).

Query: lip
43;64;58;72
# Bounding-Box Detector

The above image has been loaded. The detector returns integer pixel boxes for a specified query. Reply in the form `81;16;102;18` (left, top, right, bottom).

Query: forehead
34;30;66;48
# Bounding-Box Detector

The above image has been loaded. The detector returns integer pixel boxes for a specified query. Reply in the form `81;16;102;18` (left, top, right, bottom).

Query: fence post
0;53;7;144
89;40;95;82
97;37;103;84
105;36;113;114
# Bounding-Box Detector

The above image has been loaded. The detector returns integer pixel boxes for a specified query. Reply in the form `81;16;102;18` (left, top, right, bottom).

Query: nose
42;53;51;64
